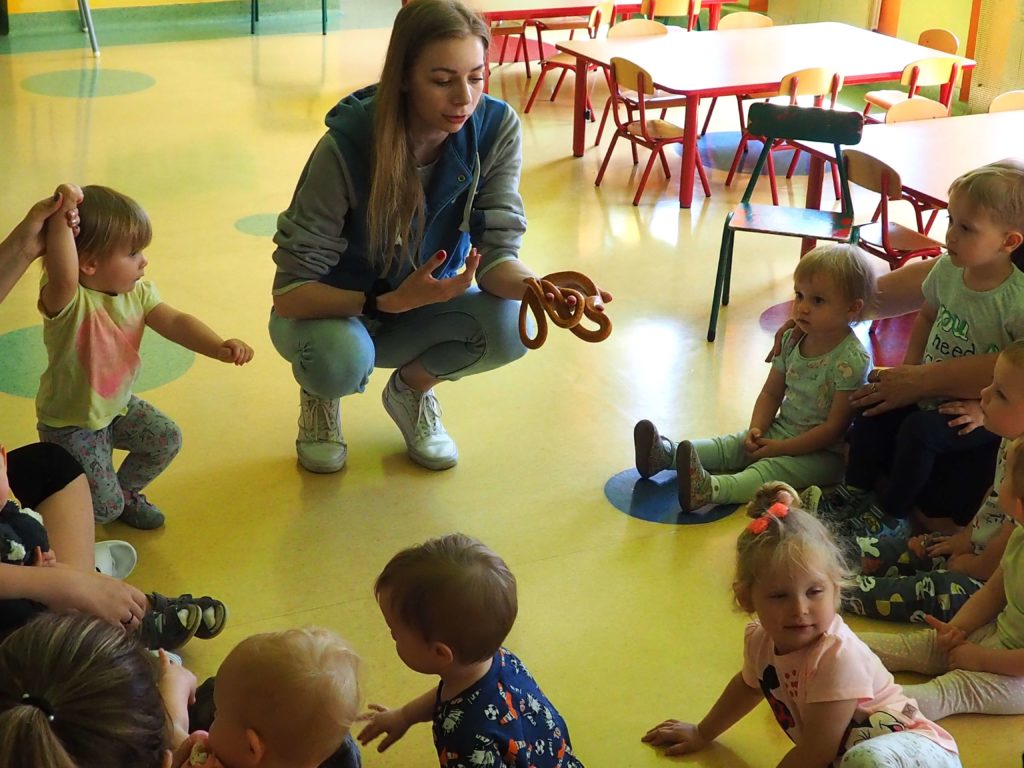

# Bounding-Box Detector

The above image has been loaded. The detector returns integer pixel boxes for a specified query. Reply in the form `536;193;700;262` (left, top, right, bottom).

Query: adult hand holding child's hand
357;703;413;752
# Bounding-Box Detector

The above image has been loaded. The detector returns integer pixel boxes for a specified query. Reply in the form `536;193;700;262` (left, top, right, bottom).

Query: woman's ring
872;383;878;394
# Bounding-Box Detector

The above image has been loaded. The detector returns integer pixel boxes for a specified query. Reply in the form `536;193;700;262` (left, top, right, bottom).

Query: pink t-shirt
741;615;957;760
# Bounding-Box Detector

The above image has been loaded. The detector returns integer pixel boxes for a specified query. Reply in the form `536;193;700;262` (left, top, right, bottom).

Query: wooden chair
699;11;773;136
531;1;612;64
725;68;845;207
641;0;702;30
844;149;944;270
918;28;959;55
990;90;1024;113
708;103;864;341
524;3;612;115
862;57;960;123
252;0;327;34
594;20;682;147
595;56;711;206
490;20;532;78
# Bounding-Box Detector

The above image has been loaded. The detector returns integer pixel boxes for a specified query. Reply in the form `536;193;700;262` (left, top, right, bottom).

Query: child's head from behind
74;185;152;294
982;340;1024;439
375;533;517;669
792;244;874;336
946;162;1024;270
733;503;850;655
207;628;361;768
0;612;168;768
998;437;1024;524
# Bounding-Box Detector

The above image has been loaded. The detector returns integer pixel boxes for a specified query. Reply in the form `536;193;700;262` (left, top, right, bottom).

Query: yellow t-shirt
36;280;161;431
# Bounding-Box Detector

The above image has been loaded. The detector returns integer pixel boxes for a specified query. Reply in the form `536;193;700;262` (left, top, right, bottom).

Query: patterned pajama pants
861;623;1024;719
839;732;960;767
38;396;181;524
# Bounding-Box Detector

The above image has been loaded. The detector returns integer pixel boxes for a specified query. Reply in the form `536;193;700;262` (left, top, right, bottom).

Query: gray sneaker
633;419;675;479
120;492;165;530
296;388;347;473
381;371;458;470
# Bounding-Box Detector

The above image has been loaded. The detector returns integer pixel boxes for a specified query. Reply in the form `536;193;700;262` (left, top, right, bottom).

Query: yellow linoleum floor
0;17;1018;767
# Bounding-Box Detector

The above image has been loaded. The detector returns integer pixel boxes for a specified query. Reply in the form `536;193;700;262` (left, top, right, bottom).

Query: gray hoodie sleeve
272;135;355;294
473;105;527;280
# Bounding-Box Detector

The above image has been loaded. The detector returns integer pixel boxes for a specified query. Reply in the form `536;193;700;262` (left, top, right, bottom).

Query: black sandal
141;592;202;650
171;594;228;640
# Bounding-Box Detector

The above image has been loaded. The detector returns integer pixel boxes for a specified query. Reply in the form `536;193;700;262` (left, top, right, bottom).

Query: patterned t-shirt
742;615;958;761
770;329;871;452
36;278;161;431
970;438;1013;553
433;648;583;768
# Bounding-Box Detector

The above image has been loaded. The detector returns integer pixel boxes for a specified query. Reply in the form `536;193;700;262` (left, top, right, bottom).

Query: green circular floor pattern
234;213;279;237
0;326;194;399
21;69;155;98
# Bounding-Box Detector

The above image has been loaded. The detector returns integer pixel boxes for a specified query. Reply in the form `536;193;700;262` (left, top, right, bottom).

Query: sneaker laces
413;390;446;440
300;392;340;442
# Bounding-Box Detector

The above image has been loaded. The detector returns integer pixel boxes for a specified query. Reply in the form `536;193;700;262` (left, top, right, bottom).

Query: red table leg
571;55;587;156
678;94;699;208
801;154;826;254
708;3;721;29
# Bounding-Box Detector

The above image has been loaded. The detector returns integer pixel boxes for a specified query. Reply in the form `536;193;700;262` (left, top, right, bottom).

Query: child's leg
844;406;916;492
901;624;1024;719
111;396;182;495
859;627;946;675
37;424;124;524
859;534;941;577
881;409;999;520
690;431;753;473
838;732;961;768
707;452;845;505
843;571;983;623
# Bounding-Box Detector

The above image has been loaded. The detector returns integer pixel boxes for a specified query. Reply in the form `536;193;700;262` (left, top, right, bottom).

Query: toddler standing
37;185;253;529
642;502;960;767
634;243;872;512
358;533;583;767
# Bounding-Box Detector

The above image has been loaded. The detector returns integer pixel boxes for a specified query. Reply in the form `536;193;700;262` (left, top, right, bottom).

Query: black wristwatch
362;278;393;319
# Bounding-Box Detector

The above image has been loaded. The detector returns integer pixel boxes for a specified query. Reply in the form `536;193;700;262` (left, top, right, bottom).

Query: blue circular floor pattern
21;69;155;99
0;325;194;399
234;213;279;237
697;130;814;176
604;468;740;525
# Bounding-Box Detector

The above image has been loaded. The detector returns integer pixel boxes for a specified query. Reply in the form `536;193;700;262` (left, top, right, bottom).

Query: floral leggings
839;732;960;767
38;396;181;524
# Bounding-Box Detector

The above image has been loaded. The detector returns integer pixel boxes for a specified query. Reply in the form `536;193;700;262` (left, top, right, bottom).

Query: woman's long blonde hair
367;0;489;274
0;613;168;768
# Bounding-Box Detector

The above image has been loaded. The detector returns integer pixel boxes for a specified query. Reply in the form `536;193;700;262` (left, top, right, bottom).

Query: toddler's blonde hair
733;503;852;612
793;243;875;318
219;627;361;765
948;161;1024;233
75;185;152;261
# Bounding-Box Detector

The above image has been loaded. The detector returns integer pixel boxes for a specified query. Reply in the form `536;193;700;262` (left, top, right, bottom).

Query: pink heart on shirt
75;309;143;398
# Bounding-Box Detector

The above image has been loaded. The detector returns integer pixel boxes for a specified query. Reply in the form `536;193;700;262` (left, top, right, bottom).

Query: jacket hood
324;84;377;134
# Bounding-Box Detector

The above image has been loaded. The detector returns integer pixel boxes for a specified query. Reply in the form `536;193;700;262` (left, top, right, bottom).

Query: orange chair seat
864;91;937;110
857;221;944;259
534;16;590;30
624;118;686;140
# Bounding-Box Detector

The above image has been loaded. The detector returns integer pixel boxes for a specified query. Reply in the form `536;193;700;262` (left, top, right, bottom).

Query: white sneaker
381;370;458;470
95;540;137;579
296;388;347;473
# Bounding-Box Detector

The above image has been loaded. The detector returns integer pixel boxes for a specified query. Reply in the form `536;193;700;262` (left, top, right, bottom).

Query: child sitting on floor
634;243;872;513
642;501;960;767
37;184;254;529
184;628;362;768
357;533;584;767
844;341;1024;624
861;435;1024;720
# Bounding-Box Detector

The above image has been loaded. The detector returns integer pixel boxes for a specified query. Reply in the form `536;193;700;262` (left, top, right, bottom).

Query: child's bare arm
642;672;761;756
749;368;786;433
145;304;254;365
949;642;1024;677
39;184;84;317
948;522;1015;582
949;566;1007;637
777;699;857;768
902;301;937;366
357;689;434;752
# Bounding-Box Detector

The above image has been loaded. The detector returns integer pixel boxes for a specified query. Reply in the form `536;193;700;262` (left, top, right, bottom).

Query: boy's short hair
1001;339;1024;371
76;185;152;259
375;533;517;663
793;242;875;308
948;161;1024;232
220;628;361;764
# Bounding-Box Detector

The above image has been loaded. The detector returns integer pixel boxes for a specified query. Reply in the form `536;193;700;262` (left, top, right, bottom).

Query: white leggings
839;732;960;767
861;623;1024;719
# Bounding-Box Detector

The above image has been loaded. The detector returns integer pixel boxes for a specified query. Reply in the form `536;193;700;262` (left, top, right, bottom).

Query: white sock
393;371;413;393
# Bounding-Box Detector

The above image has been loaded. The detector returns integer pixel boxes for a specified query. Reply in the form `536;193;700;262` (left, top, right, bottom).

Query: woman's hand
43;569;148;629
765;319;799;362
849;366;925;416
937;399;985;436
357;703;413;752
641;719;708;756
385;249;480;313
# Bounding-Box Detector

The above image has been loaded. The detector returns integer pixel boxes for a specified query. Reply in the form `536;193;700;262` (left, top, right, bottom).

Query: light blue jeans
268;287;527;400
